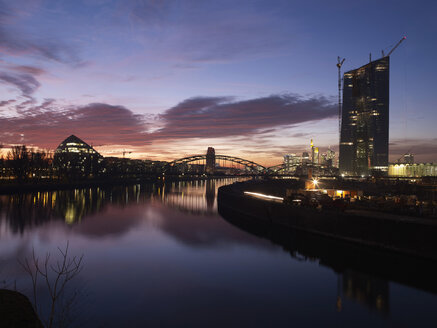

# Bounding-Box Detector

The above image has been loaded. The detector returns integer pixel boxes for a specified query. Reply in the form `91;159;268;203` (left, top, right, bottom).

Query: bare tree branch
19;242;84;328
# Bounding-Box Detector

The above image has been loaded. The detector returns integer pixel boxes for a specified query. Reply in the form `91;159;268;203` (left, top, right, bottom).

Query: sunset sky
0;0;436;166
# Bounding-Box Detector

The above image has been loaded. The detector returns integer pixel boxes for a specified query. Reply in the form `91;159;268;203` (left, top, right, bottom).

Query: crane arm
386;36;406;57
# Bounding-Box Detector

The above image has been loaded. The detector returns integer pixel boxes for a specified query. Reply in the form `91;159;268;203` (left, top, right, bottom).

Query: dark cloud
10;65;47;76
291;132;311;138
151;94;336;140
0;72;40;96
0;102;148;148
0;99;15;107
15;97;37;113
0;94;336;154
0;0;82;65
0;32;82;67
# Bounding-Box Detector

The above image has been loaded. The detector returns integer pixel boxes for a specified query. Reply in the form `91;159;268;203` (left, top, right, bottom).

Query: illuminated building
324;148;336;167
388;163;437;177
54;135;102;178
55;135;100;156
302;152;310;164
339;57;389;176
205;147;215;175
310;139;319;165
284;154;300;173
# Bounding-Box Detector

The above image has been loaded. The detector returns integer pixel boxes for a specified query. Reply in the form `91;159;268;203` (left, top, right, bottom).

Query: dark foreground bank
217;180;437;261
0;289;43;328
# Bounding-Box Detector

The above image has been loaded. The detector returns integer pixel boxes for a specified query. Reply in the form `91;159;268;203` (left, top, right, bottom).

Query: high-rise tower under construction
339;56;390;176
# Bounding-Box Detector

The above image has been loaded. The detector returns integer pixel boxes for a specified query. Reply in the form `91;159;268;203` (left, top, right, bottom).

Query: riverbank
217;180;437;261
0;289;43;327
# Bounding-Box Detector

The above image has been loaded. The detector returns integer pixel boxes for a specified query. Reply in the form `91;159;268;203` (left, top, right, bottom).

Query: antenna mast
336;56;346;144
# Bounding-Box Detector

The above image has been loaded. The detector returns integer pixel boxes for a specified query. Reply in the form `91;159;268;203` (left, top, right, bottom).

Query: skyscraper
284;153;300;173
339;56;389;176
311;139;319;165
205;147;215;174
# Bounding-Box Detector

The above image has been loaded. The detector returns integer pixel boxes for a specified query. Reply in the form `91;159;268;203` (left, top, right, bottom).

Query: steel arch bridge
266;163;287;174
165;154;267;173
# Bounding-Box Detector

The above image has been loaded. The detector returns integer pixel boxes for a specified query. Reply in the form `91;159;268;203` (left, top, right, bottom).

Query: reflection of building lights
64;206;76;224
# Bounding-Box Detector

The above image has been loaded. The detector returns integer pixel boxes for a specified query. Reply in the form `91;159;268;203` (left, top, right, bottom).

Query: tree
19;243;84;328
7;145;30;181
31;150;51;180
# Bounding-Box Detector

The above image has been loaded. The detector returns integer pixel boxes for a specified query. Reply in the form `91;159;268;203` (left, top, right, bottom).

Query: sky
0;0;436;166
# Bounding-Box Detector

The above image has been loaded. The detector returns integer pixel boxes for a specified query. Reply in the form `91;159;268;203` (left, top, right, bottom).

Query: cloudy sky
0;0;436;165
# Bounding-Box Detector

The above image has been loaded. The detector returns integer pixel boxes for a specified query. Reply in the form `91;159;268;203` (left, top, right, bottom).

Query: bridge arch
165;154;267;173
266;163;287;174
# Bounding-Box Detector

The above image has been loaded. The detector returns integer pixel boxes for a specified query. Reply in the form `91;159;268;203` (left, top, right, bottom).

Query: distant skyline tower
311;139;319;165
339;56;390;176
205;147;215;175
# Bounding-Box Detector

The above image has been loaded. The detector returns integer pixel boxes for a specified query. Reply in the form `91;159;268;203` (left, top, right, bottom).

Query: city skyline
1;0;436;166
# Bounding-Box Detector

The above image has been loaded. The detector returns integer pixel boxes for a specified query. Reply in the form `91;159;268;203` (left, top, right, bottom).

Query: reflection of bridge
165;151;267;174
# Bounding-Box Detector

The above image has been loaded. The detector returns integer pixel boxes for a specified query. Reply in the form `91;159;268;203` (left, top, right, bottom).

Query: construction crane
122;150;132;158
336;56;346;143
396;148;413;163
382;36;406;57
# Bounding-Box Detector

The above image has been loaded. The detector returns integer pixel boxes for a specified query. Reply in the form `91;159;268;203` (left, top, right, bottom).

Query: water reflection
342;270;389;314
0;186;145;233
0;178;437;327
0;178;246;234
218;203;437;316
160;179;236;215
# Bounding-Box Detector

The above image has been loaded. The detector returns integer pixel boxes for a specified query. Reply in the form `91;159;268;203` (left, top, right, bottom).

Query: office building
388;163;437;177
206;147;215;174
284;154;301;173
339;57;389;176
54;135;102;177
310;139;320;165
302;152;310;165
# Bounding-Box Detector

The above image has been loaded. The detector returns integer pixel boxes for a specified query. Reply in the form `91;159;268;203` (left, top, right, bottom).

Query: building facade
339;57;389;176
284;154;301;173
388;163;437;177
54;135;102;178
205;147;215;175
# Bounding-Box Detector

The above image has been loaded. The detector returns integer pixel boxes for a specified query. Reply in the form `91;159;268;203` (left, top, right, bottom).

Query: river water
1;178;436;327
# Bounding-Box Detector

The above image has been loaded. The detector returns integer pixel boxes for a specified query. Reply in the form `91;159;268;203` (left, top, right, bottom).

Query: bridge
164;147;268;175
266;163;287;174
163;148;338;177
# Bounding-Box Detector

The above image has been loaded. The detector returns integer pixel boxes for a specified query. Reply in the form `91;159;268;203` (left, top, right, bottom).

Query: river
1;178;436;327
